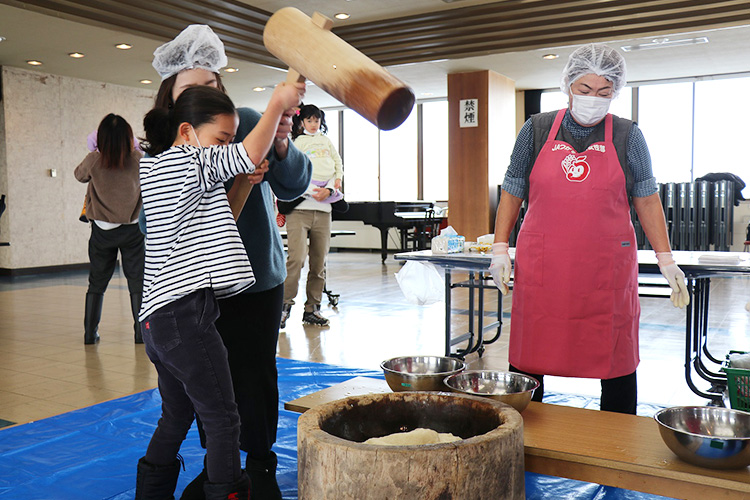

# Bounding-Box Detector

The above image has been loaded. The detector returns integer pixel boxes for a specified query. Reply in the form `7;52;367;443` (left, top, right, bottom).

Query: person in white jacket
280;104;345;327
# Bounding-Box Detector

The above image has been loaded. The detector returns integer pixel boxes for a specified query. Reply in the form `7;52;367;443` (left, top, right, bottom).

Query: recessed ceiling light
334;13;350;20
68;52;85;58
421;92;434;96
542;53;559;60
0;37;6;43
621;36;709;52
253;87;266;92
115;43;132;50
224;67;239;73
140;79;153;85
26;60;42;66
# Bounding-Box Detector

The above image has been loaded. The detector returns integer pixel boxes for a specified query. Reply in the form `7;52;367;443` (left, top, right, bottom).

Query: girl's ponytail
142;108;175;157
291;106;304;140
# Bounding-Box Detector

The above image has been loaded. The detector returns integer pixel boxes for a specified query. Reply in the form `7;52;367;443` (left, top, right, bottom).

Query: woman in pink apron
490;44;689;414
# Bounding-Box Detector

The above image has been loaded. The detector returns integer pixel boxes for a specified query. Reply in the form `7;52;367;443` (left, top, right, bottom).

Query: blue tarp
0;358;673;499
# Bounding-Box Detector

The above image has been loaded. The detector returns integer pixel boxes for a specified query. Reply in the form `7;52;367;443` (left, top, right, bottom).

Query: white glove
656;252;690;309
490;242;511;295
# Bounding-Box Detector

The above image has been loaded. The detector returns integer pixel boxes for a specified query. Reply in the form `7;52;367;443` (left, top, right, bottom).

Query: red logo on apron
561;153;590;182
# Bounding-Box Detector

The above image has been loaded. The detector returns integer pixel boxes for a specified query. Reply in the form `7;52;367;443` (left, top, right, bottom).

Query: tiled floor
1;250;749;427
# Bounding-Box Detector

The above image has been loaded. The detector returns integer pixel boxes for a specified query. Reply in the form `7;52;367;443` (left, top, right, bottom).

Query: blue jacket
230;107;312;292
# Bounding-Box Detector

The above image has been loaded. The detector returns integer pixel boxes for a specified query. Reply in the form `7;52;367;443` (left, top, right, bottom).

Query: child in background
135;83;302;500
277;104;347;215
279;104;345;328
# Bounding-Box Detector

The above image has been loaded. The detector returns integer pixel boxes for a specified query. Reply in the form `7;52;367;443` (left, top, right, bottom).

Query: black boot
84;292;103;344
131;292;143;344
203;471;250;500
179;455;207;500
135;456;182;500
247;452;282;500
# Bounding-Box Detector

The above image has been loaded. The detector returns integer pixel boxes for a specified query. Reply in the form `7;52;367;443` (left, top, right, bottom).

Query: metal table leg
446;271;502;359
481;274;503;345
445;267;452;357
684;277;725;403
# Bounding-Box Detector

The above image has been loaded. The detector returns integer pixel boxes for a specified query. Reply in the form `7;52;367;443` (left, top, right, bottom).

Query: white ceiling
1;1;750;111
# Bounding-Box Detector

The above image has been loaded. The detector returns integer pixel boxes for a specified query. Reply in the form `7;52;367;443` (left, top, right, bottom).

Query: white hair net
560;43;627;97
152;25;228;81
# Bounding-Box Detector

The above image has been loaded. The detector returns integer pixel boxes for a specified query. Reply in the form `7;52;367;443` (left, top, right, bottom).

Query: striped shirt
139;143;256;321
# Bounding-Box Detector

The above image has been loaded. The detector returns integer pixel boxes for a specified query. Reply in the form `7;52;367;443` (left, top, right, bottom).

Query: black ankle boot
130;292;143;344
179;455;208;500
84;292;103;344
247;453;282;500
203;471;250;500
135;456;182;500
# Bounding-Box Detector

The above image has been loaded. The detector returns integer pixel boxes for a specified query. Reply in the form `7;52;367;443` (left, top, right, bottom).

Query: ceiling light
224;67;239;73
334;13;350;20
542;53;559;60
115;43;132;50
140;79;153;85
68;52;85;58
26;60;42;66
0;37;6;43
253;87;266;92
421;92;434;96
621;36;708;52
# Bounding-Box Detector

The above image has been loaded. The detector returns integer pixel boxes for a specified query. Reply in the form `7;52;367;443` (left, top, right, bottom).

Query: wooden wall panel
447;70;515;241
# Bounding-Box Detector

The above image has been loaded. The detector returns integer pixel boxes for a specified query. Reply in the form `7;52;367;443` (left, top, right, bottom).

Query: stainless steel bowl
380;356;465;392
654;406;750;469
443;370;540;413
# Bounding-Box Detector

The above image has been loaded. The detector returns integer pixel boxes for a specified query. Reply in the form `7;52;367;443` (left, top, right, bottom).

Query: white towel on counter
729;353;750;369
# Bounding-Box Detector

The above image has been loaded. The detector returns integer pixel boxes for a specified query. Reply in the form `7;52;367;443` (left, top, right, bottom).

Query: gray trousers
283;209;331;312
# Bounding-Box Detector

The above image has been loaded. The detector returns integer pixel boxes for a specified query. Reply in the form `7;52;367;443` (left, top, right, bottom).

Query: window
332;102;449;201
693;77;750;197
637;83;693;183
342;109;379;200
422;101;449;201
323;109;340;152
380;109;418;201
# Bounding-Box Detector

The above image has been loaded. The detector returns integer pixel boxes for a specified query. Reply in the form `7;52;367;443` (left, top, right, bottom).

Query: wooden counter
284;377;750;500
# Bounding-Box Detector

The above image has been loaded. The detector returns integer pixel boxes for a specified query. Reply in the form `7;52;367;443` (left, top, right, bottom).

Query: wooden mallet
264;7;415;131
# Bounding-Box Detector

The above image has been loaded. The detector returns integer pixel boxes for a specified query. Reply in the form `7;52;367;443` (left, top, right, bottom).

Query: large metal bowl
443;370;540;413
381;356;465;392
654;406;750;469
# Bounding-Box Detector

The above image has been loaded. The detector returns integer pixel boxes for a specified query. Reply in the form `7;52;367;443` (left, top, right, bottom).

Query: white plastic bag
395;261;445;305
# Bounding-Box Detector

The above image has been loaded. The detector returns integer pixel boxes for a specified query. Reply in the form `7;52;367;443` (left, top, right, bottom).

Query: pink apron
509;110;640;379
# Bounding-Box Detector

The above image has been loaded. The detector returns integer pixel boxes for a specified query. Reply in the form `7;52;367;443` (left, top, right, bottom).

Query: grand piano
332;201;445;263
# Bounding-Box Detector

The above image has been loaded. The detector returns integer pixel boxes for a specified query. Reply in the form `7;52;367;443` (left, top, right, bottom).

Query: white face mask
570;94;611;126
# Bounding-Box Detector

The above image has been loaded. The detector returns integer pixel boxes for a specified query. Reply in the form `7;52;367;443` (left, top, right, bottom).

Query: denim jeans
195;284;284;462
141;288;241;484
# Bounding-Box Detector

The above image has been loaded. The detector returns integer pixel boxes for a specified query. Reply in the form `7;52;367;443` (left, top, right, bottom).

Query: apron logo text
551;143;574;153
561;154;591;182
